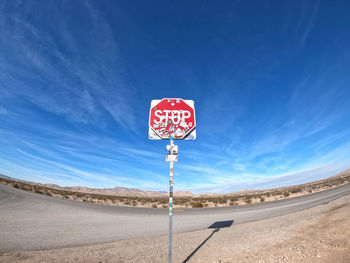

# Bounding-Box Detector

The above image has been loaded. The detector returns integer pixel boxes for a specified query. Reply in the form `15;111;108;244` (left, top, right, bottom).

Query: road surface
1;183;350;252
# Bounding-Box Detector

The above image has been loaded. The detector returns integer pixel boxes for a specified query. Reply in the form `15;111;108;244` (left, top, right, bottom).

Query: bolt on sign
149;98;196;140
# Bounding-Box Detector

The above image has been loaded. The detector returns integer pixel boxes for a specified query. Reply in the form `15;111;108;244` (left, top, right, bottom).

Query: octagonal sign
149;98;196;140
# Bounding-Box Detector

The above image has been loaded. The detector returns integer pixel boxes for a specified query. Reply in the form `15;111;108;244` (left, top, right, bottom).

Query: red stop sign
149;98;196;140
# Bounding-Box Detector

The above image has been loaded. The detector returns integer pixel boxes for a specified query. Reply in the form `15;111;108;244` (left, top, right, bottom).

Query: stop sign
149;98;196;140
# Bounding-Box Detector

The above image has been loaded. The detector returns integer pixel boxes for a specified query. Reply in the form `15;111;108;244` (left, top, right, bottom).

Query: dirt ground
1;195;349;263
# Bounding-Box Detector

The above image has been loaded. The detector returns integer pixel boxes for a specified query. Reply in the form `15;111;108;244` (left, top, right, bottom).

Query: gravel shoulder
1;194;349;263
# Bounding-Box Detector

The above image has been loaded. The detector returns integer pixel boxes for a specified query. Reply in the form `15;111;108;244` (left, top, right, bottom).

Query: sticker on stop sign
149;98;196;140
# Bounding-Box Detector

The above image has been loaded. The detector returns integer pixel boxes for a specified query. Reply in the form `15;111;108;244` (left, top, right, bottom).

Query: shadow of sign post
182;220;234;263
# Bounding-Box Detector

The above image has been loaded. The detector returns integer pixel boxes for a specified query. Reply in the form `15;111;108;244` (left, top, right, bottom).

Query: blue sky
0;0;350;193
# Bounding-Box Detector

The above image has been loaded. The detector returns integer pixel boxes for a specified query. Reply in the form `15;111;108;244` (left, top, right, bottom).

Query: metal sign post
167;136;176;263
148;98;196;263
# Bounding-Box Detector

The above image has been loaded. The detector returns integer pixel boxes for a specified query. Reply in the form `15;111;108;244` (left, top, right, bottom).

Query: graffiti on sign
149;98;196;140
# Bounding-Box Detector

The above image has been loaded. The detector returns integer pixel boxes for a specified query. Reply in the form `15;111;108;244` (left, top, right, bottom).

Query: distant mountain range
43;184;193;197
0;174;13;179
0;174;193;197
2;168;349;198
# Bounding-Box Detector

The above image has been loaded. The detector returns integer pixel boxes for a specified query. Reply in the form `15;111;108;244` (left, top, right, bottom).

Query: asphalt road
1;183;350;252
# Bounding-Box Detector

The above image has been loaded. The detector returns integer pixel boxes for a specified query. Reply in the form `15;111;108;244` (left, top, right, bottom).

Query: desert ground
1;187;349;262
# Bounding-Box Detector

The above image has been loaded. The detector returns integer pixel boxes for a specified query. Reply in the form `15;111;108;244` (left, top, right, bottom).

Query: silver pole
168;138;174;263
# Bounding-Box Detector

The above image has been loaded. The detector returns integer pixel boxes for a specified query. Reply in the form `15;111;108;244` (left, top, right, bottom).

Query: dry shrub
291;188;301;194
283;192;290;197
191;201;203;208
245;198;252;204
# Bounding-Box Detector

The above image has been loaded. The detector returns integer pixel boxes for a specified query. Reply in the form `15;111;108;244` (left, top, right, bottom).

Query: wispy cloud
0;105;7;115
0;0;137;130
294;1;320;50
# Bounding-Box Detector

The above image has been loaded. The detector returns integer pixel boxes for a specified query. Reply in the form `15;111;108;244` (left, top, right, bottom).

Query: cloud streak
0;0;137;130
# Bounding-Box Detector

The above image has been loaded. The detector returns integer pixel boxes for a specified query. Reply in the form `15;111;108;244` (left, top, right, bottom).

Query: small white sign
166;145;178;162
